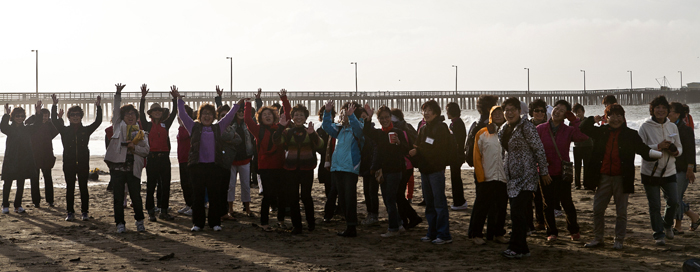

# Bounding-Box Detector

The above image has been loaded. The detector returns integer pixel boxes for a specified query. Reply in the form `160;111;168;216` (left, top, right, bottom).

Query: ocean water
1;103;698;169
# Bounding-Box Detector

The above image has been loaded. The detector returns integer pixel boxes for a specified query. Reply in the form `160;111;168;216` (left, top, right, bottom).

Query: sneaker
501;249;523;259
450;202;469;211
213;225;222;232
665;228;674;240
361;216;379;226
494;236;509;244
547;235;558;242
380;230;401;238
613;240;624;250
570;233;581;241
654;238;665;246
116;223;126;233
148;214;158;222
177;206;191;214
136;220;146;232
472;237;486;245
184;209;193;216
65;213;75;221
432;238;452;245
81;213;89;221
420;236;433;242
153;207;161;213
191;226;202;232
2;207;9;214
14;207;26;213
584;240;604;248
159;211;174;221
398;225;406;233
554;209;564;217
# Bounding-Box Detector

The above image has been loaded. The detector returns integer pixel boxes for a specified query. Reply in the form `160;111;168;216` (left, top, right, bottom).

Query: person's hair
390;108;405;121
68;105;84;118
216;104;231;120
40;108;50;116
271;103;281;110
119;104;139;120
553;100;572;112
648;95;670;116
446;102;461;118
669;102;686;120
528;99;547;117
572;103;584;113
10;107;25;119
341;101;363;119
476;95;498;115
184;104;194;119
317;105;336;121
502;97;521;112
291;104;309;118
604;104;625;118
256;106;280;124
603;95;618;105
376;106;391;118
682;104;691;118
421;100;441;116
197;103;216;121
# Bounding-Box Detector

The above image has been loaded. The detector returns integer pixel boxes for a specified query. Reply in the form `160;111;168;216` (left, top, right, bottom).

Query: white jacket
638;117;682;177
474;127;507;183
104;93;149;178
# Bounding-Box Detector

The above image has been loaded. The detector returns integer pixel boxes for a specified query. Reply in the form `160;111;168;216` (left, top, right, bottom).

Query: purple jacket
536;119;589;176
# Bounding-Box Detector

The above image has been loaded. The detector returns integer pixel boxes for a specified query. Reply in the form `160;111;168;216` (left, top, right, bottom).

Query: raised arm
113;83;126;125
321;100;339;139
215;85;224;108
50;94;66;132
566;112;589;142
139;84;150;128
255;88;263;110
85;96;103;134
279;89;291;121
164;97;178;129
243;100;260;138
218;99;243;131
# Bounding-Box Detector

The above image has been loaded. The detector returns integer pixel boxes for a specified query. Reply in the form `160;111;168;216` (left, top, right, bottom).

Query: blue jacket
322;112;364;175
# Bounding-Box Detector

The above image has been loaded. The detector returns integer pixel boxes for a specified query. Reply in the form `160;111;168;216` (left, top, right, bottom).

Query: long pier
0;88;697;120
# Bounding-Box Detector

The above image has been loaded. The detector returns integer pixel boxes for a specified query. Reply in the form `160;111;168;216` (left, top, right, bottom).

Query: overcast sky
1;0;698;93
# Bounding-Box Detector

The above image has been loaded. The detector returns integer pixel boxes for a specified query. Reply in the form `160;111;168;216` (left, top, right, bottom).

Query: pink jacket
536;119;589;176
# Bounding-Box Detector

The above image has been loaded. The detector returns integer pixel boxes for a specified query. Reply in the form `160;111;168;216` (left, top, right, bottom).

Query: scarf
381;122;394;133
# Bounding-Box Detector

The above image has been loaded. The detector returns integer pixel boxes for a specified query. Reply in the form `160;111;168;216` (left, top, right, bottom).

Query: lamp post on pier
31;50;38;94
627;70;633;91
678;71;683;89
452;65;457;95
580;70;586;93
351;62;358;94
524;67;530;95
226;56;233;95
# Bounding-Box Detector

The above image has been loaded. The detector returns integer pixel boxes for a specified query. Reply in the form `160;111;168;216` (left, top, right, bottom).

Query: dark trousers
362;174;379;214
450;163;466;206
333;171;359;226
64;165;90;214
381;172;402;231
191;163;225;228
219;169;230;218
527;181;546;230
468;181;508;238
398;169;420;226
323;178;343;220
286;170;315;229
179;162;193;207
30;167;53;206
145;153;172;212
259;169;284;226
112;170;144;225
508;191;533;254
573;146;592;188
542;175;580;236
2;179;25;208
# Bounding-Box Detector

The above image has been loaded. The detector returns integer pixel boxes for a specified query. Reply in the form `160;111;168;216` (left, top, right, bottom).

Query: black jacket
413;116;452;174
674;120;697;173
51;104;102;171
579;116;655;193
449;117;467;166
1;115;39;181
465;116;489;167
363;121;410;174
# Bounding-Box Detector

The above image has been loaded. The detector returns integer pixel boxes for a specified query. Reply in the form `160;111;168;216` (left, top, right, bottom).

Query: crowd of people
1;86;697;259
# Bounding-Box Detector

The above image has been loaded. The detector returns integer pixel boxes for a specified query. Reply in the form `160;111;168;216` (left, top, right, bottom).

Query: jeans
362;174;379;215
675;171;691;220
286;170;315;229
112;170;145;225
541;175;579;236
2;179;25;208
421;170;451;240
228;163;251;202
64;165;90;214
468;181;508;238
380;172;402;231
179;163;193;207
145;153;172;212
191;163;225;228
30;167;53;205
398;169;420;226
509;191;533;254
642;175;679;239
333;171;359;226
573;146;592;187
449;163;466;206
259;169;284;226
592;175;628;242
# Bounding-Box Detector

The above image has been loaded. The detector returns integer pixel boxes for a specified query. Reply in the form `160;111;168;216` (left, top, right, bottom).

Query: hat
147;103;165;115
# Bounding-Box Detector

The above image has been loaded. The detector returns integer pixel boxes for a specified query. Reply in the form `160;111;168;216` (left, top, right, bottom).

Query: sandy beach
0;156;699;271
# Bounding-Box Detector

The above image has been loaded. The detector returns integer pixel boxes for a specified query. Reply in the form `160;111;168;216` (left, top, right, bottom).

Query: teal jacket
322;112;364;175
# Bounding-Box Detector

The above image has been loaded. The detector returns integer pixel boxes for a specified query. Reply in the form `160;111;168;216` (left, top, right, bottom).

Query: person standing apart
638;95;682;246
1;102;41;214
668;102;699;233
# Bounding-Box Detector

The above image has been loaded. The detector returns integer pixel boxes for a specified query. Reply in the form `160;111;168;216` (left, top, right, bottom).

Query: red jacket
244;96;291;170
177;126;190;164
